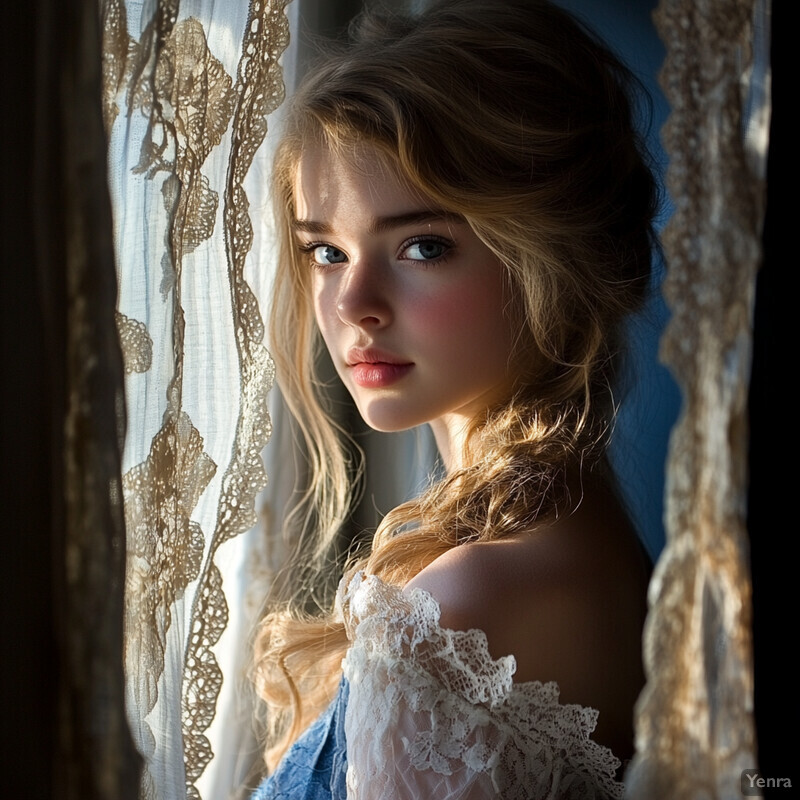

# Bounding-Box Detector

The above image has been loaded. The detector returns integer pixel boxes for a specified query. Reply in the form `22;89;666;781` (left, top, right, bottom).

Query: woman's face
292;143;521;437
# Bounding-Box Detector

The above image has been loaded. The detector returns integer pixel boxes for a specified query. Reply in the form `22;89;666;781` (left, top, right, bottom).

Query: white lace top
338;571;626;800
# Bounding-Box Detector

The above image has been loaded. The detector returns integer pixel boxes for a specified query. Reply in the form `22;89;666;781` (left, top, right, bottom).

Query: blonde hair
254;0;658;768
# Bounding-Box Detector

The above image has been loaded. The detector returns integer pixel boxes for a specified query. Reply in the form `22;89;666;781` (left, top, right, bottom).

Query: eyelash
297;235;454;269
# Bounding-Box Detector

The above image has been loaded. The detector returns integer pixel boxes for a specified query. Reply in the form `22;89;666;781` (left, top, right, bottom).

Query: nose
336;258;392;329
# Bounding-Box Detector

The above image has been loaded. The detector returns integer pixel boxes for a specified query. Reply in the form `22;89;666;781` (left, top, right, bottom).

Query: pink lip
351;362;413;387
346;348;414;388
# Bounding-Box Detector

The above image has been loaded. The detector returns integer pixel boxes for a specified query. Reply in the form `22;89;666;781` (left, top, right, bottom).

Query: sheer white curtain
103;1;289;797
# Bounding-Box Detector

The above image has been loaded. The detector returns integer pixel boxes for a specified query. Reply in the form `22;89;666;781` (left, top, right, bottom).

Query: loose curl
254;0;659;770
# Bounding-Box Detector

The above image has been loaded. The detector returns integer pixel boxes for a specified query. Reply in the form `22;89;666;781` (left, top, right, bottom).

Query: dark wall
555;0;680;561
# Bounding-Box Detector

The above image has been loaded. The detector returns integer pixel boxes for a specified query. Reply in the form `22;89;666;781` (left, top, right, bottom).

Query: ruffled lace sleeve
338;571;625;800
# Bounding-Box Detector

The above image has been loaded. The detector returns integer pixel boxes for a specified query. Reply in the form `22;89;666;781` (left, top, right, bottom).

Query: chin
356;399;427;434
360;415;418;434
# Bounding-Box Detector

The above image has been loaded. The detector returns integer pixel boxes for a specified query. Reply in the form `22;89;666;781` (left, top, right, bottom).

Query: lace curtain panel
626;0;770;797
101;1;289;797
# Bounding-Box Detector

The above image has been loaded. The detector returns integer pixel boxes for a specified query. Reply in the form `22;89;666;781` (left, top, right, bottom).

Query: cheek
409;276;512;352
312;278;338;337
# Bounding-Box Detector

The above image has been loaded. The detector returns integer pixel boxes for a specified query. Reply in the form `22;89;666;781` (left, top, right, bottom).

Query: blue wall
555;0;681;560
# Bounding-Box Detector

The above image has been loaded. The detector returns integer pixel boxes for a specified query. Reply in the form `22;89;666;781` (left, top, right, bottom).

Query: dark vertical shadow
750;2;790;795
1;0;140;797
1;2;58;798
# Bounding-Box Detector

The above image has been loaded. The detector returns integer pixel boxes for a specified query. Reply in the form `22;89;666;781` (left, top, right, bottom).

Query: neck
428;414;473;474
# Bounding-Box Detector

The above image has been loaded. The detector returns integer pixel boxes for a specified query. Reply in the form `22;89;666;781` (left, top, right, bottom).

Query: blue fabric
250;678;349;800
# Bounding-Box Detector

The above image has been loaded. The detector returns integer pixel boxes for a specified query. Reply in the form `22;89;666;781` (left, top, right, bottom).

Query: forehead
292;142;430;223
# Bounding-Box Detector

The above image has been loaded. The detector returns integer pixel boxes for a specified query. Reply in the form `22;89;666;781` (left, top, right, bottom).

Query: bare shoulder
403;475;651;759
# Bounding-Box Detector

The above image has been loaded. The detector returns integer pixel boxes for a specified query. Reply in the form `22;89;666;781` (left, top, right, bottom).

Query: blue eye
311;245;347;265
402;239;449;261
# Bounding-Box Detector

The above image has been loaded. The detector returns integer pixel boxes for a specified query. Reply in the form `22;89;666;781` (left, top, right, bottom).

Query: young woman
251;1;657;797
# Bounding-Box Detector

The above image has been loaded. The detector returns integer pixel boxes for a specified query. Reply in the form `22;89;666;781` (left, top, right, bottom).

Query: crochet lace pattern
339;571;625;799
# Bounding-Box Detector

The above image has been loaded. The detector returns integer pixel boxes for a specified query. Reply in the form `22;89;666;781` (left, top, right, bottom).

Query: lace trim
177;3;287;795
340;572;625;799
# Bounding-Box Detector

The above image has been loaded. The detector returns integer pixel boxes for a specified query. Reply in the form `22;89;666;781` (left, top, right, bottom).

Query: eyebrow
291;209;465;236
